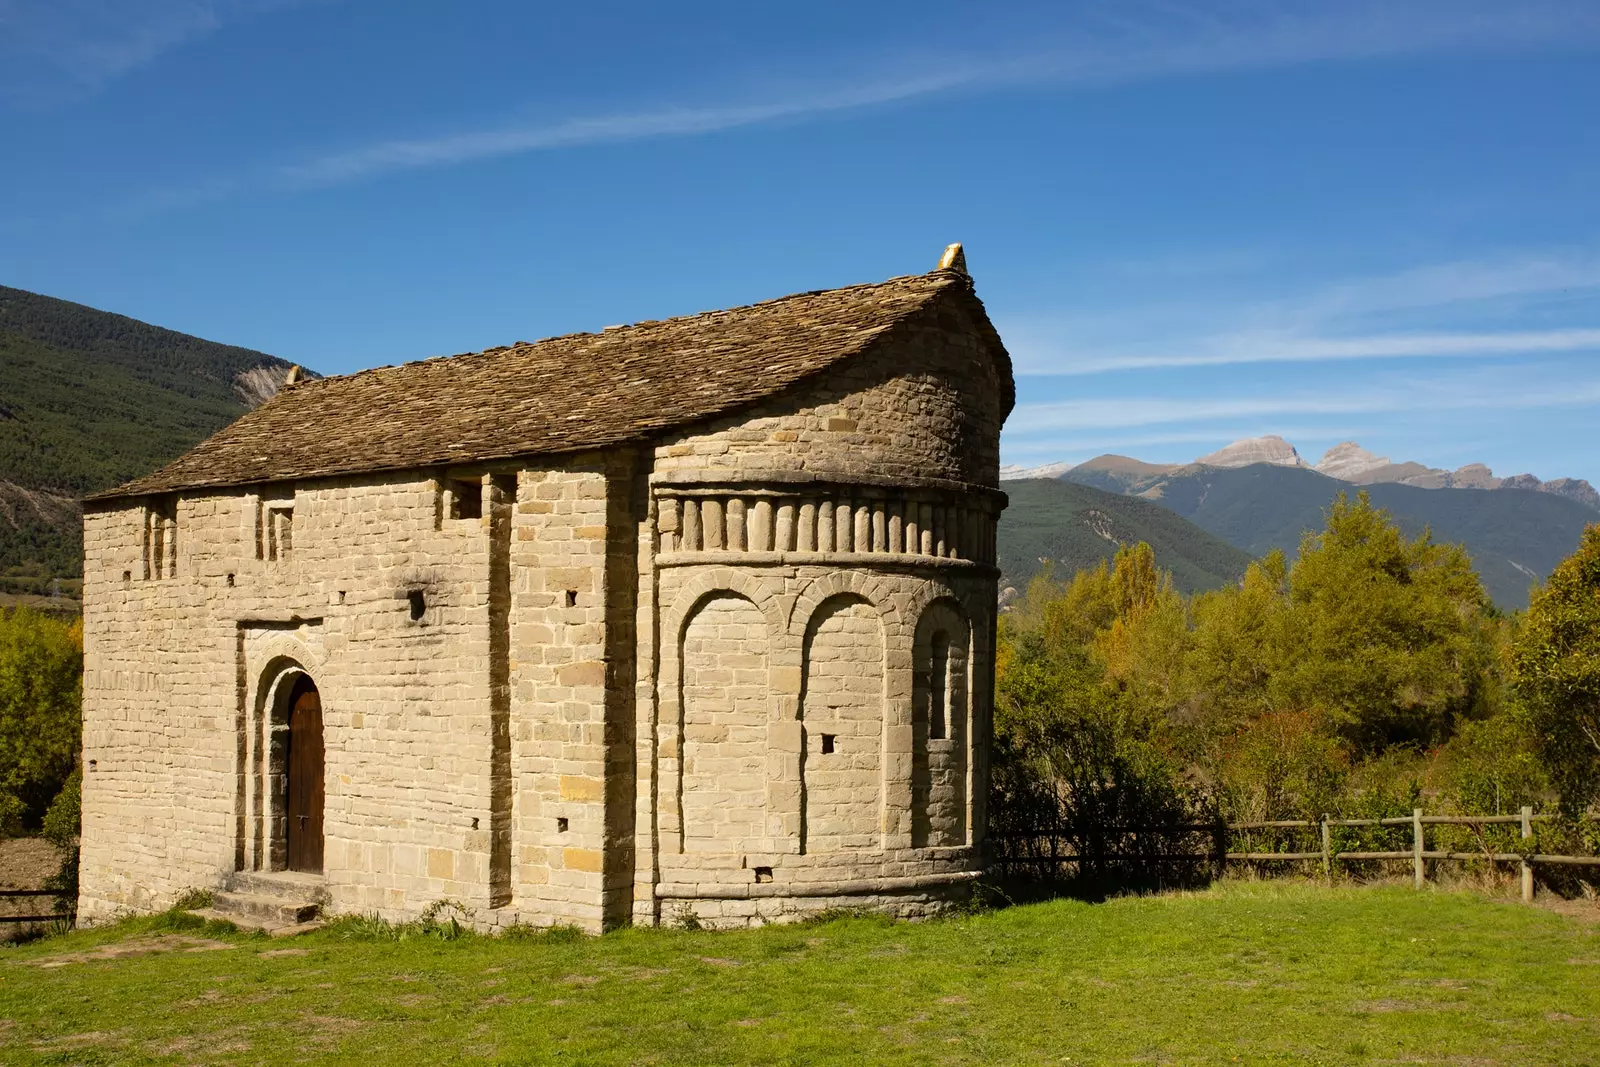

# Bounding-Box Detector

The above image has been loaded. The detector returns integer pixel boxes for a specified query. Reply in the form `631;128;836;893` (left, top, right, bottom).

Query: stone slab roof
90;268;1008;502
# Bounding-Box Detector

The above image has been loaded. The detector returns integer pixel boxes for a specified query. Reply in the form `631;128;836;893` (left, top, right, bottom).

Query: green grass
2;882;1597;1065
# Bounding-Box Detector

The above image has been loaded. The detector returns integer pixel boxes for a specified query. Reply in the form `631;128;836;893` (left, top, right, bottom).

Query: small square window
820;733;836;755
450;479;483;521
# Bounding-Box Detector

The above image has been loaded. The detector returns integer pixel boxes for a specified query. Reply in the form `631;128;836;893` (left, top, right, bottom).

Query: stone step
188;907;325;938
210;890;321;925
223;870;331;904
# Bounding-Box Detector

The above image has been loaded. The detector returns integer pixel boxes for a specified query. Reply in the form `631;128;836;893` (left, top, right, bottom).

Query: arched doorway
283;674;325;873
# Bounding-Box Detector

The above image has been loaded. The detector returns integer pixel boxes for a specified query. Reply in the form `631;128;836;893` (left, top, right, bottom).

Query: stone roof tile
91;269;1002;501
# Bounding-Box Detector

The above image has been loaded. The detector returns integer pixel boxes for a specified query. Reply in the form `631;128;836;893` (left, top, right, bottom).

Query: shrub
1509;523;1600;815
0;608;82;834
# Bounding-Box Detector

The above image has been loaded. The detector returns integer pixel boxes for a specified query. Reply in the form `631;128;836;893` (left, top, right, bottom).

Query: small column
797;501;817;552
748;499;772;552
658;497;681;553
726;498;747;552
817;500;835;553
773;501;795;553
702;499;725;550
681;499;701;552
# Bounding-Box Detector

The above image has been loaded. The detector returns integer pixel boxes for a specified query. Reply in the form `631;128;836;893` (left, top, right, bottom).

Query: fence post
1520;804;1534;904
1212;815;1227;882
1412;808;1425;890
1321;815;1332;881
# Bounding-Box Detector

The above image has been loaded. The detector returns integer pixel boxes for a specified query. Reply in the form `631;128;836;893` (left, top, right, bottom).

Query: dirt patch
34;934;234;968
258;948;309;958
32;1030;114;1051
1538;896;1600;925
0;837;67;928
0;837;65;890
620;966;672;981
1353;999;1419;1014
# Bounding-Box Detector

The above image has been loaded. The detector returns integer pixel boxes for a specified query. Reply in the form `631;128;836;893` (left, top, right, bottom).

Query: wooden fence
995;806;1600;903
0;887;70;927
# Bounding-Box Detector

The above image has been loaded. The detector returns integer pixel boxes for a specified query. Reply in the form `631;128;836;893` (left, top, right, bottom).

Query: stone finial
283;365;304;387
936;242;967;274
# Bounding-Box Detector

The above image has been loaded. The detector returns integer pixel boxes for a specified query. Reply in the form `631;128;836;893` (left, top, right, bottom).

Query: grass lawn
2;881;1597;1066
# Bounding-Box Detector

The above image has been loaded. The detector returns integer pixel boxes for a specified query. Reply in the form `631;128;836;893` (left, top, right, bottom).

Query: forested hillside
0;286;301;603
997;478;1253;596
1059;463;1594;610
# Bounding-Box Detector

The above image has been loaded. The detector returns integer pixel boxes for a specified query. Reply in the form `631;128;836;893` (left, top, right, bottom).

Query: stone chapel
77;245;1013;931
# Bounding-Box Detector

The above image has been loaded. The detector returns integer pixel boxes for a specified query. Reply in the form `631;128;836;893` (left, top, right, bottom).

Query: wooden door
286;681;325;873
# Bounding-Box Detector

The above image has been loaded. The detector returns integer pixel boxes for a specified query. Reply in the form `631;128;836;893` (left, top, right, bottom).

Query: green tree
0;608;82;833
1509;523;1600;814
1187;550;1291;746
993;545;1193;879
1272;493;1498;753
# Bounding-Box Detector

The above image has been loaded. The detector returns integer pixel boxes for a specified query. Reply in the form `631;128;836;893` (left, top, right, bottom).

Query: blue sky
3;1;1600;482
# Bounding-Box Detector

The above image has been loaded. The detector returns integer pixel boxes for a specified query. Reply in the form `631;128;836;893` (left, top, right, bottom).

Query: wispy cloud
0;0;313;103
271;71;979;189
1006;375;1600;434
107;0;1600;198
1005;251;1600;376
1015;327;1600;376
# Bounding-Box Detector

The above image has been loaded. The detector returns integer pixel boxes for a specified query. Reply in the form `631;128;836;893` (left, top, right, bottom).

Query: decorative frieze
654;484;996;566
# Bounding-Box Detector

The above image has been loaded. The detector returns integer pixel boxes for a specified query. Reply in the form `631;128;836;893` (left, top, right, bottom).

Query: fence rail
995;806;1596;902
0;887;70;925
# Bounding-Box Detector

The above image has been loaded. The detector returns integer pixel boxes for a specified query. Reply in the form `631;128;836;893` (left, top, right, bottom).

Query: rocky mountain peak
1195;434;1308;469
1314;442;1388;480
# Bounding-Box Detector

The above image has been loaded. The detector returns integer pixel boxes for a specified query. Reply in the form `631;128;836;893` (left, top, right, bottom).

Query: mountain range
0;285;304;608
1002;436;1598;610
1004;434;1600;510
997;478;1253;602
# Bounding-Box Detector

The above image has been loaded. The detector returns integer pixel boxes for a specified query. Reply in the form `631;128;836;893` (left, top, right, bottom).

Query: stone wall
801;596;885;852
80;455;641;932
651;297;1006;489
